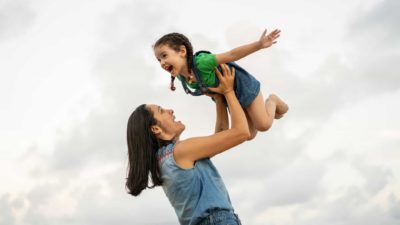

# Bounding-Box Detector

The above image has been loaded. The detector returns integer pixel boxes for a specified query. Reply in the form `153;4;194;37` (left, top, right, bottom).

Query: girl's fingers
260;29;267;39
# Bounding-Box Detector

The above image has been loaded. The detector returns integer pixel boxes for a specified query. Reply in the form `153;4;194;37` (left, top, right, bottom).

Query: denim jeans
197;209;242;225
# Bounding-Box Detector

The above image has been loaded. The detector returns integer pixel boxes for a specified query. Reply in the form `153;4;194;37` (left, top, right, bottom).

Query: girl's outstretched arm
216;29;280;64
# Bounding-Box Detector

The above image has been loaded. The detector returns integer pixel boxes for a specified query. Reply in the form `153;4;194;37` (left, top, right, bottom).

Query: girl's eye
162;54;167;58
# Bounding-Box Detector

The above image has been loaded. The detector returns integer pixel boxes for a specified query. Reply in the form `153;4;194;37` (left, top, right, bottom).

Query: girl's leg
246;92;288;132
246;91;275;132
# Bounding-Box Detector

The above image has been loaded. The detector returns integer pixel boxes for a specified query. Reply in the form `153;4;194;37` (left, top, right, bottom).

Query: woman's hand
208;64;235;95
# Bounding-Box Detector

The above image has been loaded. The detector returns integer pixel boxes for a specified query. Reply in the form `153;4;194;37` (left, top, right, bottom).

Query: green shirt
178;53;218;89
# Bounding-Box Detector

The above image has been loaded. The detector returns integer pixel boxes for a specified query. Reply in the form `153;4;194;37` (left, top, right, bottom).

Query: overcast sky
1;0;399;224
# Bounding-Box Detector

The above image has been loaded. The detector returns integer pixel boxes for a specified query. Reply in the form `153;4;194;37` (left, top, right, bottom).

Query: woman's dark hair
153;33;194;92
126;104;171;196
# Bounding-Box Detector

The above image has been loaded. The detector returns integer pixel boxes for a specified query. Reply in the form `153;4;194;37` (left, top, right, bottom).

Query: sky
0;0;399;224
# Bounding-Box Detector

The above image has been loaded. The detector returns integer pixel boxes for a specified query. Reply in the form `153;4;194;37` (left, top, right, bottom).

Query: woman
126;64;250;225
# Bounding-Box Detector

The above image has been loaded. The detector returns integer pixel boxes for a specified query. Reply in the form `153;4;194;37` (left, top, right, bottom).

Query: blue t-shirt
157;143;234;225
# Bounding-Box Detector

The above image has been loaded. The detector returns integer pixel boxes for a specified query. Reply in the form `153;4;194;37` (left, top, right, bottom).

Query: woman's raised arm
174;64;250;169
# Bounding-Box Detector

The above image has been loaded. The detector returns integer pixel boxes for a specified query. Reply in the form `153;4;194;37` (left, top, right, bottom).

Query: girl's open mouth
167;65;173;73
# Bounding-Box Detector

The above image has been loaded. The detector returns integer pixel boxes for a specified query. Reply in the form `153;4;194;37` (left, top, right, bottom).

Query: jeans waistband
197;209;241;225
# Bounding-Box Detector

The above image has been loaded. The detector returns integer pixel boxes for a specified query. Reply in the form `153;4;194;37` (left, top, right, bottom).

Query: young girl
153;29;288;139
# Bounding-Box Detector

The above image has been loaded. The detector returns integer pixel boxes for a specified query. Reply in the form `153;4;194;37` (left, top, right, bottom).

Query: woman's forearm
224;91;249;138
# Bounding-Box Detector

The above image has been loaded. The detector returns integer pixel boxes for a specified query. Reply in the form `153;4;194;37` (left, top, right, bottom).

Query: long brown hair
126;104;171;196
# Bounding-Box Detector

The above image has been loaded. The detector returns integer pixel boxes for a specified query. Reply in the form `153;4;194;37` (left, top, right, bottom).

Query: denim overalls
157;143;242;225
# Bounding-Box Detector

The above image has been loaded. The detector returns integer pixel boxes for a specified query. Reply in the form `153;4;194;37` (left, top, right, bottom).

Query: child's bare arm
216;29;281;64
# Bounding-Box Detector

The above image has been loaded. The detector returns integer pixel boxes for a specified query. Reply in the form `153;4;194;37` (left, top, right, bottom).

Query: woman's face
147;104;185;141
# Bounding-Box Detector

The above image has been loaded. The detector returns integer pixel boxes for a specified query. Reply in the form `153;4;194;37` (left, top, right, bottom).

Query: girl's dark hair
153;33;194;92
126;104;171;196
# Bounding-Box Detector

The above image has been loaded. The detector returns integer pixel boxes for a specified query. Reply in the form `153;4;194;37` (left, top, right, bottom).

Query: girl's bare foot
275;113;284;119
268;94;289;119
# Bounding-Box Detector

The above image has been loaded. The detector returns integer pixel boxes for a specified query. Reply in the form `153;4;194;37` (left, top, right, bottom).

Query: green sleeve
194;53;218;87
195;53;218;71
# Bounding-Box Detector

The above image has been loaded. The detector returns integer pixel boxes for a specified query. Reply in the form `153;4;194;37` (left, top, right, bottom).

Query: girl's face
154;44;187;77
147;104;185;141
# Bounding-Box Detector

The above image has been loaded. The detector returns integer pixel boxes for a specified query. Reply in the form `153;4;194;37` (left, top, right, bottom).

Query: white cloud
0;194;17;225
0;0;35;40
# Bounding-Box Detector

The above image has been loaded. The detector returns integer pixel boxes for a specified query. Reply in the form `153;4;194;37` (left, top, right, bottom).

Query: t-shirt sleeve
195;53;218;72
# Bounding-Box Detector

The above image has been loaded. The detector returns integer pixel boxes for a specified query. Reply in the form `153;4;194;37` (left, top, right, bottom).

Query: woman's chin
178;123;185;131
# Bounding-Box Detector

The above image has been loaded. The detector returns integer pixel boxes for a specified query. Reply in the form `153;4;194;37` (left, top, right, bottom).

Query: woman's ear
151;125;162;136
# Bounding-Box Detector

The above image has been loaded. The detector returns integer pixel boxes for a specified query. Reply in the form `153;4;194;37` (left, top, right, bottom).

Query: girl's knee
256;120;272;132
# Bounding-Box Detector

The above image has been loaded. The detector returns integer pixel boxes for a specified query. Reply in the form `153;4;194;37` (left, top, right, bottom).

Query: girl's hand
258;28;281;49
208;64;235;95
